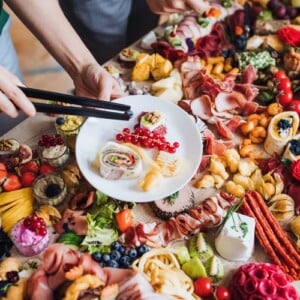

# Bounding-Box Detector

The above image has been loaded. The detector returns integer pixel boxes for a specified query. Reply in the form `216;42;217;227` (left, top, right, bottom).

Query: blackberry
6;271;19;283
45;183;61;198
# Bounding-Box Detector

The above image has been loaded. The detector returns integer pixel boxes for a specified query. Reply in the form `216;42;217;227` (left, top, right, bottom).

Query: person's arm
146;0;210;14
0;66;35;117
5;0;124;100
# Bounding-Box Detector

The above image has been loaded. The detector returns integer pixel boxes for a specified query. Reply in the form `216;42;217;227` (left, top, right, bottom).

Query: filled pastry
264;111;299;155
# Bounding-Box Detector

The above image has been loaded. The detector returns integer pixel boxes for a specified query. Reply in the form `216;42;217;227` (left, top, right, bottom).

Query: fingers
185;0;210;12
0;91;19;118
0;66;36;117
147;0;197;14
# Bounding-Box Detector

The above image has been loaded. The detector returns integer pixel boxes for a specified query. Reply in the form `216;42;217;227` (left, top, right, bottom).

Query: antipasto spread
0;0;300;299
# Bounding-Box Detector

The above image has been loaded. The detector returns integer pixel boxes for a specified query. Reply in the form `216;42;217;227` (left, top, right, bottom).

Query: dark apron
59;0;159;64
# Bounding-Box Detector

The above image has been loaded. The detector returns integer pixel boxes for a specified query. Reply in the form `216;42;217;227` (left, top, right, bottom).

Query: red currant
23;218;32;228
122;128;130;134
116;133;124;141
173;141;180;148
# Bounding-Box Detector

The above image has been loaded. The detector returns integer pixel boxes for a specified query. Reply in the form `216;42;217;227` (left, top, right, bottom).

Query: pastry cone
264;111;299;155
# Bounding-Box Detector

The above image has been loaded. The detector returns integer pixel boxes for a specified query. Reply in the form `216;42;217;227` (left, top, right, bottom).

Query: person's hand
72;64;125;101
0;66;36;118
146;0;210;14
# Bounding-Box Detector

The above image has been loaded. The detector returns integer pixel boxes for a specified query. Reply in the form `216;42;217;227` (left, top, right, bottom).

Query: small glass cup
38;132;70;168
55;115;85;152
10;218;49;256
33;172;67;206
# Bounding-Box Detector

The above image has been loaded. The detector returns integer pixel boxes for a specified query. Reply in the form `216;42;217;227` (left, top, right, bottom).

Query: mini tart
282;134;300;162
264;111;299;155
150;185;195;220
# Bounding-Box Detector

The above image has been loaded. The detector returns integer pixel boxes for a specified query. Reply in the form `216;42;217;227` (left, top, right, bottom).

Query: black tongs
20;86;133;121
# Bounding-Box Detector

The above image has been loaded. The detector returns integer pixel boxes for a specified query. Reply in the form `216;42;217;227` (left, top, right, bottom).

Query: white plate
76;95;203;202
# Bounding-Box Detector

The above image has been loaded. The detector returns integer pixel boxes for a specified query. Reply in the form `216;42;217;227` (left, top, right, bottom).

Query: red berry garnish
173;141;180;148
23;218;32;228
122;128;130;134
116;133;124;141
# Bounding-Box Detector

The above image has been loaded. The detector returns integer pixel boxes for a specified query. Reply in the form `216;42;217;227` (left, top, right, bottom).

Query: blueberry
235;38;246;51
101;254;110;263
128;248;137;259
99;261;105;268
56;117;65;125
110;241;121;251
110;250;121;261
107;259;119;268
119;255;131;268
91;251;102;262
118;245;126;255
137;244;149;257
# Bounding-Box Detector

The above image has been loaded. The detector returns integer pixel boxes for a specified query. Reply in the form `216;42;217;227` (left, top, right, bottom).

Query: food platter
75;95;203;202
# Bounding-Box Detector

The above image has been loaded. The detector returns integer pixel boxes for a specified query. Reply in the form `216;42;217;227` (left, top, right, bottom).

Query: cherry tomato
290;100;300;115
214;286;231;300
274;69;287;81
277;78;292;92
194;277;213;297
115;208;134;233
278;90;293;106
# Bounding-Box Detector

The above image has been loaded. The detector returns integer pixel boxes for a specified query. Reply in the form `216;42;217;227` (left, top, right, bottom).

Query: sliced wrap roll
98;141;142;180
282;134;300;162
264;111;299;155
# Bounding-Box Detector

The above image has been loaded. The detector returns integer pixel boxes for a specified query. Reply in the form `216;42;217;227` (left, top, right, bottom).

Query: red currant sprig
115;127;180;154
38;133;64;148
23;215;47;236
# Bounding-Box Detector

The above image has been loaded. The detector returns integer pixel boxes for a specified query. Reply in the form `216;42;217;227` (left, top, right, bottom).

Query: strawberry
21;171;37;187
0;163;7;185
39;163;55;174
3;174;22;191
19;160;39;175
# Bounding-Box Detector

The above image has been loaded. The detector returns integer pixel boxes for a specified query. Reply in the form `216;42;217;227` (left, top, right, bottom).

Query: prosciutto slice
120;192;238;247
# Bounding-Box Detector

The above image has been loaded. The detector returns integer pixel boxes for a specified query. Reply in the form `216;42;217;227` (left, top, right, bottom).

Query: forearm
5;0;97;79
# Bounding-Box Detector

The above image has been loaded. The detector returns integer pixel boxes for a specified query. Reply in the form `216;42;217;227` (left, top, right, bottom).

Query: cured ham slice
27;269;53;300
204;129;234;155
190;95;213;120
120;193;238;247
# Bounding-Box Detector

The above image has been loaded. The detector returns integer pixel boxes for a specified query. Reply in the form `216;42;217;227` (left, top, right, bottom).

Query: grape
275;4;287;18
286;5;297;18
267;0;280;10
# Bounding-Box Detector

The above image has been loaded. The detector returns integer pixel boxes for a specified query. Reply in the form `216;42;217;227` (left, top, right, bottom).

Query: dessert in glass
55;115;85;152
10;215;49;256
33;172;67;206
38;133;69;168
